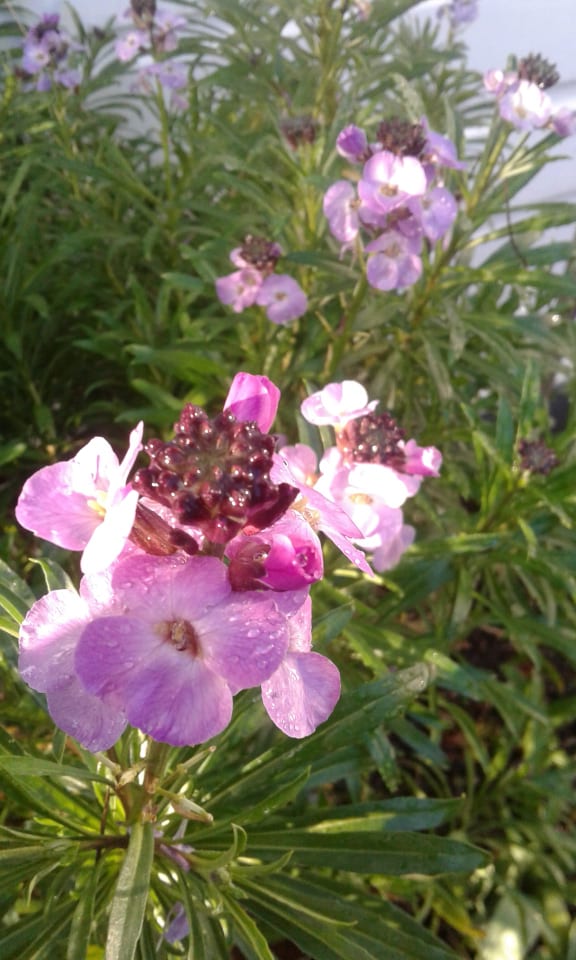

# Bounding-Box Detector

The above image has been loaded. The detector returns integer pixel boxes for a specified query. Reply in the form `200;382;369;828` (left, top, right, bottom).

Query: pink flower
421;119;466;171
261;596;340;737
300;381;378;427
402;439;443;477
408;187;458;243
499;80;552;130
19;586;127;751
223;372;280;432
74;553;294;746
215;268;262;312
15;423;143;574
551;107;576;137
256;275;308;325
358;150;427;217
271;453;373;575
365;231;422;292
115;29;148;61
323;181;361;243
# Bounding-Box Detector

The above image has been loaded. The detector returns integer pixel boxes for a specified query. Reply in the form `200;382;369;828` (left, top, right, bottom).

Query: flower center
162;619;200;656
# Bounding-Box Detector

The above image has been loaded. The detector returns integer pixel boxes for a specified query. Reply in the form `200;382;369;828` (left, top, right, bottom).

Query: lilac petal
201;594;289;687
116;421;144;487
271;454;373;575
80;487;139;574
123;655;232;746
224;372;280;431
277;444;318;484
262;652;340;737
109;554;230;621
348;462;421;506
402;439;442;476
19;590;89;693
300;381;378;426
323;181;360;243
286;593;312;653
371;524;415;573
47;678;126;752
75;616;157;699
15;461;101;550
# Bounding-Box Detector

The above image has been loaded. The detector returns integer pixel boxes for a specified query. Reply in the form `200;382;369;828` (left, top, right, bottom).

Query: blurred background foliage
1;0;576;957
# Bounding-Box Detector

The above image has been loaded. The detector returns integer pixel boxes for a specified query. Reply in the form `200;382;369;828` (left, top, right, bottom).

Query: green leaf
0;756;113;786
66;858;103;960
223;893;275;960
105;820;155;960
242;830;486;875
30;558;76;594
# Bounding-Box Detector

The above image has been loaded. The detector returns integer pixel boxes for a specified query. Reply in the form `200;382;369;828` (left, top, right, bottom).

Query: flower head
255;275;308;325
74;553;294;745
301;381;378;427
15;423;143;574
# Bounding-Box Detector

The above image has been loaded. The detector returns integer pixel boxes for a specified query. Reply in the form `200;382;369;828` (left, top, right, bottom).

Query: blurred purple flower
323;180;361;243
215;268;262;312
256;275;308;325
365;231;422;291
358;150;427;217
301;381;378;427
499;79;553;129
336;124;370;162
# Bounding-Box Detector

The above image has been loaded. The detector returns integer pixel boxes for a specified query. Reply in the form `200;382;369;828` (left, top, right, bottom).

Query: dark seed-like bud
337;412;407;468
375;118;427;158
281;115;318;150
238;235;282;275
517;53;560;90
132;403;298;547
518;439;559;475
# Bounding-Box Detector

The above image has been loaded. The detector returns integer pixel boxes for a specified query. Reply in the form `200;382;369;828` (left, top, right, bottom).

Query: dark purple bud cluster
281;116;318;150
239;235;282;275
133;405;298;545
518;439;559;475
375;118;427;158
337;412;406;469
518;54;559;90
131;0;157;27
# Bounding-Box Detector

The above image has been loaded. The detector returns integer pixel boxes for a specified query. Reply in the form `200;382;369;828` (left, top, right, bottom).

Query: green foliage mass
1;1;576;958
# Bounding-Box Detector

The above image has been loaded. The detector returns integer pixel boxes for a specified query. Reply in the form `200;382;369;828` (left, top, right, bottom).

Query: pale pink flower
256;275;308;325
15;424;143;574
300;381;378;427
215;268;262;312
499;80;553;130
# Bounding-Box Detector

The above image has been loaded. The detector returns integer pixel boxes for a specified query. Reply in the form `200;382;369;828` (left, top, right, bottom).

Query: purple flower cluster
20;13;81;91
16;374;357;750
440;0;479;29
116;3;188;108
279;381;442;573
323;118;464;292
215;236;308;325
116;4;185;62
484;56;575;136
